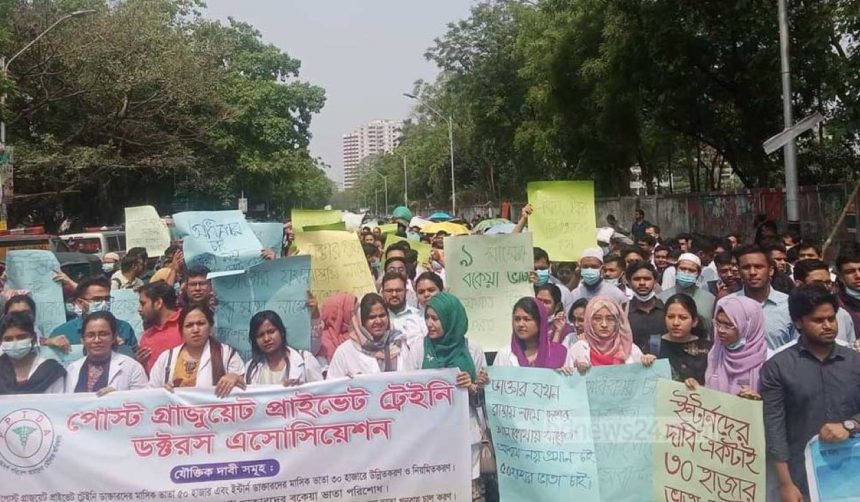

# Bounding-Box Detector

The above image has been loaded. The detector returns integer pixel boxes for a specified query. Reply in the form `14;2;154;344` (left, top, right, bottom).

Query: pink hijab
705;296;767;394
583;296;633;365
319;293;357;360
511;298;568;369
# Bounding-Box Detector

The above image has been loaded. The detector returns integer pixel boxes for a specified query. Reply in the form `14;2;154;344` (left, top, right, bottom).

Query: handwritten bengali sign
485;367;600;501
444;233;534;351
527;181;597;262
211;256;312;360
5;250;66;335
806;435;860;502
125;206;171;257
585;360;670;502
0;370;470;501
293;230;376;304
292;209;343;232
111;289;145;340
173;210;264;277
248;222;284;258
653;380;765;502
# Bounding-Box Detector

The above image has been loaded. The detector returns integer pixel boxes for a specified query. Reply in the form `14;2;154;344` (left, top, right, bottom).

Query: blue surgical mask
845;286;860;301
66;302;82;317
725;338;746;351
3;339;34;360
535;269;550;286
581;268;601;286
406;232;420;241
676;271;698;289
87;300;111;314
102;263;115;274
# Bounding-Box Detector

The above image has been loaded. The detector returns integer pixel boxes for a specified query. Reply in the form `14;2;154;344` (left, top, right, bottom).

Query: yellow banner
527;181;596;262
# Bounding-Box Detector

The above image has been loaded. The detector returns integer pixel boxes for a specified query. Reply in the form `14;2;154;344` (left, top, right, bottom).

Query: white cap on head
581;247;604;263
678;252;702;269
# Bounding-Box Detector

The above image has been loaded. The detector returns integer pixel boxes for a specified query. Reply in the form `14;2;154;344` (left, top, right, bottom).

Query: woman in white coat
149;304;245;398
494;297;575;371
245;310;323;386
401;292;489;501
66;312;148;395
0;312;66;395
327;293;410;378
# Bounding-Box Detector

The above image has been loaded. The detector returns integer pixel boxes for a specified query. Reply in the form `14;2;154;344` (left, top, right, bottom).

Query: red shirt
139;309;182;375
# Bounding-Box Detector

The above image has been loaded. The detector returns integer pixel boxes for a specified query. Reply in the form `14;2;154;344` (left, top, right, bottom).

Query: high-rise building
342;119;402;189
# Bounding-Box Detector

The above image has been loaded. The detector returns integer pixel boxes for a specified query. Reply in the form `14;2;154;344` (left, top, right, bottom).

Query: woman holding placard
657;294;711;384
571;295;656;373
149;303;245;397
244;310;323;386
66;312;148;395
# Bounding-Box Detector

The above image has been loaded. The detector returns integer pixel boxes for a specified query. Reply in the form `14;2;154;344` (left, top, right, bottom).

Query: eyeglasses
383;288;405;294
83;332;113;341
591;315;618;326
714;320;737;332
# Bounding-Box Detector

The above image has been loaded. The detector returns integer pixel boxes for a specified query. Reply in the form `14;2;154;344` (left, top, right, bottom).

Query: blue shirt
727;287;792;350
50;317;138;356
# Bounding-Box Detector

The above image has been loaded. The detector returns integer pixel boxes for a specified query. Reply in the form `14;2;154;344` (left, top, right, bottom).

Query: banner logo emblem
0;408;57;472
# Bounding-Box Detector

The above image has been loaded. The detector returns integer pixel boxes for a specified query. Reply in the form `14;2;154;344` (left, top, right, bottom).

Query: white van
60;228;126;258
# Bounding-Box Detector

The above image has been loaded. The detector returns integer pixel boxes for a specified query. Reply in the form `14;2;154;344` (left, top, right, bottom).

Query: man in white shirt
380;271;424;342
570;248;629;307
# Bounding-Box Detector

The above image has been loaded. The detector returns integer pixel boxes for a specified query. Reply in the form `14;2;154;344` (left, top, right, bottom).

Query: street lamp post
403;93;456;216
398;154;408;207
777;0;799;232
368;168;388;215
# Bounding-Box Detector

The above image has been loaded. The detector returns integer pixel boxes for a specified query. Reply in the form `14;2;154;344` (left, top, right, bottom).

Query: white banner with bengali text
0;370;470;502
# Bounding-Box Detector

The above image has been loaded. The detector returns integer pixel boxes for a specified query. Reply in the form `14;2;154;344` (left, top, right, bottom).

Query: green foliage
1;0;328;228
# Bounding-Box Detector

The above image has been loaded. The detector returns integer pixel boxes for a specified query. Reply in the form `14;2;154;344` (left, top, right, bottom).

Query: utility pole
778;0;800;232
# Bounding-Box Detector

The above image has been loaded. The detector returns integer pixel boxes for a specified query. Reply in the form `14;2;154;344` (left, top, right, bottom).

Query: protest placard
341;211;365;231
125;206;171;257
111;288;145;340
445;233;533;351
40;345;85;366
653;380;765;501
303;221;346;232
173;210;264;277
527;181;597;262
485;366;600;501
385;234;431;267
0;370;471;501
806;435;860;501
5;250;66;335
211;256;313;360
585;360;669;501
248;222;284;258
293;230;376;304
292;209;343;231
378;223;398;235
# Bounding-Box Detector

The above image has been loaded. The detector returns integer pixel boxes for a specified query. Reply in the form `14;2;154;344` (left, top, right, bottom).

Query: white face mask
3;339;34;360
634;291;656;302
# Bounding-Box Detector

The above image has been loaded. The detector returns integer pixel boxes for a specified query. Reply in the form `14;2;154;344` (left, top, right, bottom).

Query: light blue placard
806;435;860;501
249;222;284;258
584;359;670;502
40;344;85;366
111;289;144;340
5;250;67;336
211;256;312;360
485;366;600;501
173;210;264;276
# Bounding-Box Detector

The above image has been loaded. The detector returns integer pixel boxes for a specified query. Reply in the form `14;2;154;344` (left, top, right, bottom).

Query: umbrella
420;222;470;236
428;211;453;221
473;218;512;233
485;223;528;235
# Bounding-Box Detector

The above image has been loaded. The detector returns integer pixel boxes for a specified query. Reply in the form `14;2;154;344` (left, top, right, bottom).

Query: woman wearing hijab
495;297;574;371
245;311;324;386
686;296;767;399
319;293;358;364
327;293;409;378
0;312;65;395
534;284;575;344
571;295;656;373
66;312;148;395
658;294;711;384
149;304;245;397
402;292;488;501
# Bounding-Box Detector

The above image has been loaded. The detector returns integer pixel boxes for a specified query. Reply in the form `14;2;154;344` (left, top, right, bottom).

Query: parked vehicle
60;227;126;258
0;226;68;260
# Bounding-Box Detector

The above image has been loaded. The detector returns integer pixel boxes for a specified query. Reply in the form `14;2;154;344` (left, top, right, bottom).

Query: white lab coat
402;338;486;480
326;338;412;379
569;340;644;365
149;340;245;388
65;352;148;393
492;345;577;368
244;348;324;385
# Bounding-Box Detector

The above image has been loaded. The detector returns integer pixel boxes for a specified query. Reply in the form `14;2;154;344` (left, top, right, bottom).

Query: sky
203;0;475;188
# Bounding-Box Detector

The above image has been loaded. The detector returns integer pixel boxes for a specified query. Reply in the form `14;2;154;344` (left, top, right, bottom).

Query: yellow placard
384;235;432;267
293;230;376;304
527;181;597;262
292;209;343;232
